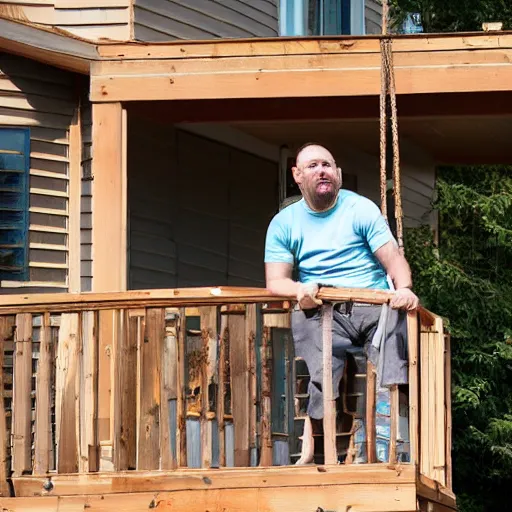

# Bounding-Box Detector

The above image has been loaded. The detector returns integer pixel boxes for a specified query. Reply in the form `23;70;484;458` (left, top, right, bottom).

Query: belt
334;301;377;314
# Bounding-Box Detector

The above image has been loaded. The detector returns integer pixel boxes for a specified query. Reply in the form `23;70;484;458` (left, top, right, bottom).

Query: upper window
0;127;30;281
280;0;361;36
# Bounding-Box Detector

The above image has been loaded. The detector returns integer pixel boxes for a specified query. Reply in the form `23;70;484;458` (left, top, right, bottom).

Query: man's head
292;143;342;212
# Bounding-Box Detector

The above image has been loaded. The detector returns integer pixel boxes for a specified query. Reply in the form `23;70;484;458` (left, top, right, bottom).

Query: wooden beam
0;286;394;314
322;304;337;465
11;463;417;496
91;102;127;293
246;304;258;465
217;314;228;467
0;316;15;496
12;313;33;477
68;107;81;293
444;332;453;491
177;308;187;467
91;47;512;102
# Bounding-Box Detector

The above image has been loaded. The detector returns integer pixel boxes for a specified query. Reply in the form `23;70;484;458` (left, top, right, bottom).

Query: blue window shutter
0;127;30;281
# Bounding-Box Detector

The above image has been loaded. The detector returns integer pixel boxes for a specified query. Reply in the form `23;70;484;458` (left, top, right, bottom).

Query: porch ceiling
229;115;512;165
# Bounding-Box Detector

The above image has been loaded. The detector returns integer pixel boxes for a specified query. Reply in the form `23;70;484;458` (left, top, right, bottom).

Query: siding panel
0;53;76;292
1;1;130;41
365;0;382;35
134;0;278;41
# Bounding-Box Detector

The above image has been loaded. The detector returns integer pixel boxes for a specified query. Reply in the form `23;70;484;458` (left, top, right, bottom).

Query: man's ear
337;167;343;188
292;166;302;185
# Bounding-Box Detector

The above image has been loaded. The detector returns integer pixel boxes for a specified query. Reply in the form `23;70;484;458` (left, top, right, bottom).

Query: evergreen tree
405;166;512;511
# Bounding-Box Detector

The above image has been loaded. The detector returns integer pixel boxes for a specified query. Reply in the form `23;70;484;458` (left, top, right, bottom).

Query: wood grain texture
406;311;419;467
259;324;272;467
138;308;163;470
0;316;15;495
12;313;33;476
33;313;52;474
366;361;376;464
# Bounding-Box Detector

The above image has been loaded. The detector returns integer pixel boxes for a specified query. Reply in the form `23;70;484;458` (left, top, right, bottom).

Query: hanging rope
379;0;404;253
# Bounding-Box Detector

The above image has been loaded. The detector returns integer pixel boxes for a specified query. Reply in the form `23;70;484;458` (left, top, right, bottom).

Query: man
264;143;419;464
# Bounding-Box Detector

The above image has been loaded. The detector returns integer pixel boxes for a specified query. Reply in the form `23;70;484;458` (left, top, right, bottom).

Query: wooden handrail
0;286;394;314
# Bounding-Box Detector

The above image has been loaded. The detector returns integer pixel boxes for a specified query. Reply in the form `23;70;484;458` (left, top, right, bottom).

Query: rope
379;0;404;253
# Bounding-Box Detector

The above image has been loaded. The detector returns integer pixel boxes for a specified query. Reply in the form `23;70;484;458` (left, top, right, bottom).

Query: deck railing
0;287;452;498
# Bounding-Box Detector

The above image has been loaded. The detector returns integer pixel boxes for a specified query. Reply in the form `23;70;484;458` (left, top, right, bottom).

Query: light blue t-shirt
264;190;394;290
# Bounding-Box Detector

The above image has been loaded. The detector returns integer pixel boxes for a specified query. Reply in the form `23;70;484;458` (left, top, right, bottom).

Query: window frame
0;126;30;282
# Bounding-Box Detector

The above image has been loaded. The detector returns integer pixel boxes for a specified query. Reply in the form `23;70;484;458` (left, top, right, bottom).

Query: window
0;127;30;281
279;0;359;36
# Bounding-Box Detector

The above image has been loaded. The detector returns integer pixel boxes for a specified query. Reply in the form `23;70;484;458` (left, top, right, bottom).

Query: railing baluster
246;304;258;467
177;307;187;467
34;313;52;474
217;313;228;467
444;331;452;490
407;311;419;468
97;310;115;471
55;313;80;474
200;306;217;469
259;324;272;466
434;317;446;485
366;361;377;463
227;306;249;467
80;311;98;473
389;385;399;463
322;304;337;465
162;308;179;470
0;315;15;495
12;313;33;477
114;310;137;471
138;308;162;470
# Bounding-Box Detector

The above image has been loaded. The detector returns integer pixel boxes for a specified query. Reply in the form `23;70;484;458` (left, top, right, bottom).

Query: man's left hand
390;288;419;311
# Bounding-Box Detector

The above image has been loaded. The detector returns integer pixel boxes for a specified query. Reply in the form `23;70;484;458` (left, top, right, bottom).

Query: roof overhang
0;15;99;74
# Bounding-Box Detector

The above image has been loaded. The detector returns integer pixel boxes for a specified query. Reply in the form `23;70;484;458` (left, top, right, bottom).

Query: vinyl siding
133;0;279;41
365;0;382;35
0;52;77;292
80;97;92;292
0;1;131;41
128;124;278;289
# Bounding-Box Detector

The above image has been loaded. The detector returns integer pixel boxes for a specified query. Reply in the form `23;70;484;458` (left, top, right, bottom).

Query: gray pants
291;303;382;420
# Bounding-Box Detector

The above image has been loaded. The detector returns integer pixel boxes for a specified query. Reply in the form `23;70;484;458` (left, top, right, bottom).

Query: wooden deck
0;287;456;511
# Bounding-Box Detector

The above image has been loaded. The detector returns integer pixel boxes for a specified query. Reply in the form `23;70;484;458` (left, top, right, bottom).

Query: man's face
292;145;342;211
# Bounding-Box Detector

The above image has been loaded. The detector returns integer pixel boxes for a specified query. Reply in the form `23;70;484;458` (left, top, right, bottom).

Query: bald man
265;143;418;464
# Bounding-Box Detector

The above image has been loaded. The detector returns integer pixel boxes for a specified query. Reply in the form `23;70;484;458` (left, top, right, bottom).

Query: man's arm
265;262;322;309
374;241;419;310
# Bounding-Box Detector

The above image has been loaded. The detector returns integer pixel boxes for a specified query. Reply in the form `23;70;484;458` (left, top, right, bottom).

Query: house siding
128;122;278;289
365;0;382;35
0;52;78;292
0;1;131;41
133;0;279;41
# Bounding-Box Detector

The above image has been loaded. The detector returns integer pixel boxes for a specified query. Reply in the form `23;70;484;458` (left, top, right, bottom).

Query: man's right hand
297;282;323;310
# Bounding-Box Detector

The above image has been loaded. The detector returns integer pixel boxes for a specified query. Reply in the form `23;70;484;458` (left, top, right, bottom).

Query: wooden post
161;308;179;470
97;310;115;471
138;308;163;470
68;107;82;293
79;311;98;473
217;315;228;467
434;317;446;485
366;361;377;464
55;313;80;474
407;311;420;467
91;102;127;292
0;316;15;495
322;304;337;465
34;313;52;474
389;385;399;464
228;309;250;467
444;332;452;490
177;308;187;467
259;325;272;466
114;310;137;471
246;304;258;466
199;307;217;468
12;313;33;477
